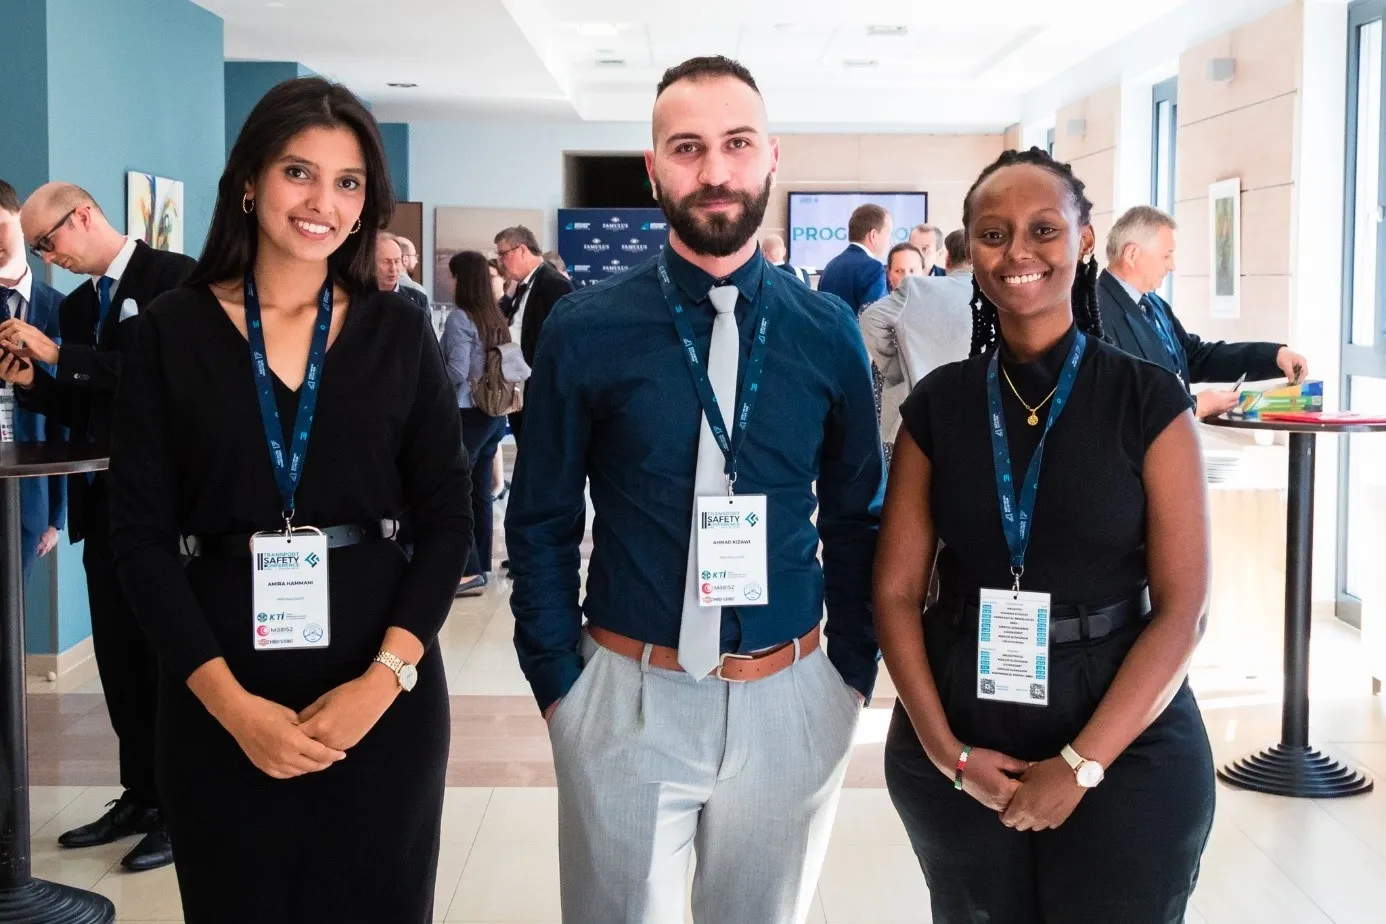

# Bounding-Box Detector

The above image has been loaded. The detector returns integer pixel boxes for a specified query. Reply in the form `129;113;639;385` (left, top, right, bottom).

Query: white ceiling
200;0;1196;129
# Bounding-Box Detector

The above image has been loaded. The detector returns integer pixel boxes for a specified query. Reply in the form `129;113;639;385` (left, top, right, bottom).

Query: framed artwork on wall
1209;177;1241;319
127;172;185;254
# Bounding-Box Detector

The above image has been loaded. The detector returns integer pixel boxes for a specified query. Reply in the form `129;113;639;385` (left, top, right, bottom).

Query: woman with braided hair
874;147;1215;922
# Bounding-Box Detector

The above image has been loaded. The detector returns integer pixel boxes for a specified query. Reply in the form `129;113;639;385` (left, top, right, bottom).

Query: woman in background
442;250;514;596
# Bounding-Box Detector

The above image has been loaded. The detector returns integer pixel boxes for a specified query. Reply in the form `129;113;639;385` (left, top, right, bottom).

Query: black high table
1205;415;1386;798
0;443;113;922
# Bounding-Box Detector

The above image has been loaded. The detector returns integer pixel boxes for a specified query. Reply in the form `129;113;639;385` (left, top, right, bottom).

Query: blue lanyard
244;273;333;524
656;252;777;492
987;331;1086;589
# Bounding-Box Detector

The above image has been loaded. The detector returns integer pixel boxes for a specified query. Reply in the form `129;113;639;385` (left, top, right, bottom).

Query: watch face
1077;762;1104;788
398;664;418;692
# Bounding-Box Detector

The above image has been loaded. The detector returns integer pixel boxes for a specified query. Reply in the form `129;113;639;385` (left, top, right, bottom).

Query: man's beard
656;174;773;258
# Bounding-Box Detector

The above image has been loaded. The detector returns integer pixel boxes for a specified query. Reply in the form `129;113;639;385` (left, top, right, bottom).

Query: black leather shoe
120;825;174;872
58;793;159;849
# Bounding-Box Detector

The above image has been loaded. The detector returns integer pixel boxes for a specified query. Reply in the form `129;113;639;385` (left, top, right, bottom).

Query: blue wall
44;0;225;292
0;1;51;205
225;61;315;156
3;0;226;654
380;123;410;201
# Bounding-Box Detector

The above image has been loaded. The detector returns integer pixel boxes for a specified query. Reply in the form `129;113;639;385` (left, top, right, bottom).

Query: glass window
1345;376;1386;601
1046;127;1055;157
1151;77;1179;217
1352;18;1382;348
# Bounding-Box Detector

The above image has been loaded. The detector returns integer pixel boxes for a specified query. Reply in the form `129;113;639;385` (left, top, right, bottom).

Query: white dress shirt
95;237;138;292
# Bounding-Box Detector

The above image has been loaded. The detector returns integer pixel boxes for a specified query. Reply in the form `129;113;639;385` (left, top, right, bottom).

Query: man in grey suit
860;229;974;460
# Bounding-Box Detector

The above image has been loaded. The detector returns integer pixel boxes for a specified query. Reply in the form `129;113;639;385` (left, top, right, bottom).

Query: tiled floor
17;451;1386;921
19;575;1386;923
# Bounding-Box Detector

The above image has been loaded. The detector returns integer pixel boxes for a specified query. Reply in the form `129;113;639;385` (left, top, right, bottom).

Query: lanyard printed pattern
987;332;1087;589
656;253;778;489
244;273;333;522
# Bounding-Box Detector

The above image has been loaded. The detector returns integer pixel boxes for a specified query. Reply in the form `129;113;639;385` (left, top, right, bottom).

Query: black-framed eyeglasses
496;245;522;260
29;208;78;256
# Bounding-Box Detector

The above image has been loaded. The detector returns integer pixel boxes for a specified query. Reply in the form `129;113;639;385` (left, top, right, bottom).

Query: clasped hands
219;663;400;780
954;747;1086;832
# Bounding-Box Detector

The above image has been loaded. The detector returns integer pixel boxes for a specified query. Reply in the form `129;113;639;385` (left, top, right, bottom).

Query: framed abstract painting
127;172;185;254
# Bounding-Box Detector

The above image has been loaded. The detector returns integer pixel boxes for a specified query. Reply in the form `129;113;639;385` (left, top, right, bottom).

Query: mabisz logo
602;217;629;231
565;221;591;230
583;238;610;252
621;238;649;253
256;551;299;571
701;512;741;529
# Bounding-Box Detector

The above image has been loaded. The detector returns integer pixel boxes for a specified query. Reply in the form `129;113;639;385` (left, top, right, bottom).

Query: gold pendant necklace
1001;365;1059;427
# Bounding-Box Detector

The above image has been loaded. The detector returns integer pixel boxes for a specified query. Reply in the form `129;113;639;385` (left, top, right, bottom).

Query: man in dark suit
1098;205;1308;419
908;224;948;277
0;182;194;872
760;233;809;285
0;180;65;574
818;204;891;315
494;225;574;446
376;232;431;314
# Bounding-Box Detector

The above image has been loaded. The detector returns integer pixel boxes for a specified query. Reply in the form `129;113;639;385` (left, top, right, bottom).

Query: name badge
250;532;331;651
696;494;769;607
976;587;1049;706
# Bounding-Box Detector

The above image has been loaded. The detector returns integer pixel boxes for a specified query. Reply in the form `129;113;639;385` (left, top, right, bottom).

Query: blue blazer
817;244;887;316
12;278;67;563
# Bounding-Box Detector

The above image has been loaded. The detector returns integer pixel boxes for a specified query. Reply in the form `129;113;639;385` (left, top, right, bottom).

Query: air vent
596;58;627;67
387;82;418;88
843;58;880;68
866;25;908;37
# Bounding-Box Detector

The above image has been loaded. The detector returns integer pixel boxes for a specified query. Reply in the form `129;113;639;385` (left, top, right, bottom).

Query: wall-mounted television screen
786;191;928;271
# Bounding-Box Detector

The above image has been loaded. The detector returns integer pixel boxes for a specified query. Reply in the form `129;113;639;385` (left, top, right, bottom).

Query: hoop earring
349;219;362;235
242;195;254;214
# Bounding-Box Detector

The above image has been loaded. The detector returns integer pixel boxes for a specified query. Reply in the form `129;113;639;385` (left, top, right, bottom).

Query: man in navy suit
1097;205;1308;418
818;204;891;315
0;180;65;574
0;182;194;873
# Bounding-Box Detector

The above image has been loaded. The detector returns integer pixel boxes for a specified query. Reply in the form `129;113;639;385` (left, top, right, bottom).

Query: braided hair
962;147;1103;357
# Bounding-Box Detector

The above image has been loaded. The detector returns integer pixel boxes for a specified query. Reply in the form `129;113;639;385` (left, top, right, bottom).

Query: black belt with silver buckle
936;588;1151;645
181;520;400;558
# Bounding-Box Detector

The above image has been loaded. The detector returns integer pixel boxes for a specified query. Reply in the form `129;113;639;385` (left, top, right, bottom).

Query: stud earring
242;195;255;214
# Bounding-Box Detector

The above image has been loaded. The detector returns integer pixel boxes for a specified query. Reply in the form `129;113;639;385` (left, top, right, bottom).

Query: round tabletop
0;442;110;478
1205;415;1386;435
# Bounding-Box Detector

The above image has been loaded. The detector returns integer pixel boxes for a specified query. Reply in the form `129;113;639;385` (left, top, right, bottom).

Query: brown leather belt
587;624;821;682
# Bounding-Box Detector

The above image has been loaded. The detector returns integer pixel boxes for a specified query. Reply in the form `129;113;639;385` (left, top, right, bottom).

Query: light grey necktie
678;284;741;678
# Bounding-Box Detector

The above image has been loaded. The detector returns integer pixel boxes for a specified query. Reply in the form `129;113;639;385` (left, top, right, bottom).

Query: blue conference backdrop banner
558;208;669;288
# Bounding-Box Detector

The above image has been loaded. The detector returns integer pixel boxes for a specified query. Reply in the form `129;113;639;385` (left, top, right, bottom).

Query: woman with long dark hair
442;250;518;595
875;148;1215;922
106;77;471;922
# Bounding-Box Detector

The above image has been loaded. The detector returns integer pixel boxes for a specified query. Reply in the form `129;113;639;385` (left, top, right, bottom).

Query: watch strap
374;650;406;676
1060;744;1084;771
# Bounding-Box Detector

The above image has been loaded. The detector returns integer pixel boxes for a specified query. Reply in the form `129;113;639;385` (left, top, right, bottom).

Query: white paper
976;587;1050;706
250;533;331;650
695;494;769;607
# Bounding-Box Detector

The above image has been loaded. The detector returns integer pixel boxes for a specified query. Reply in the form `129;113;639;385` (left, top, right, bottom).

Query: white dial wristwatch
374;650;418;692
1061;744;1105;788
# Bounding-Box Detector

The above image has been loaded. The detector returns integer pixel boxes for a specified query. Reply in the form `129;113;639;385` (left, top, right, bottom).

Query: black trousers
884;615;1215;924
460;408;506;575
82;486;160;806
